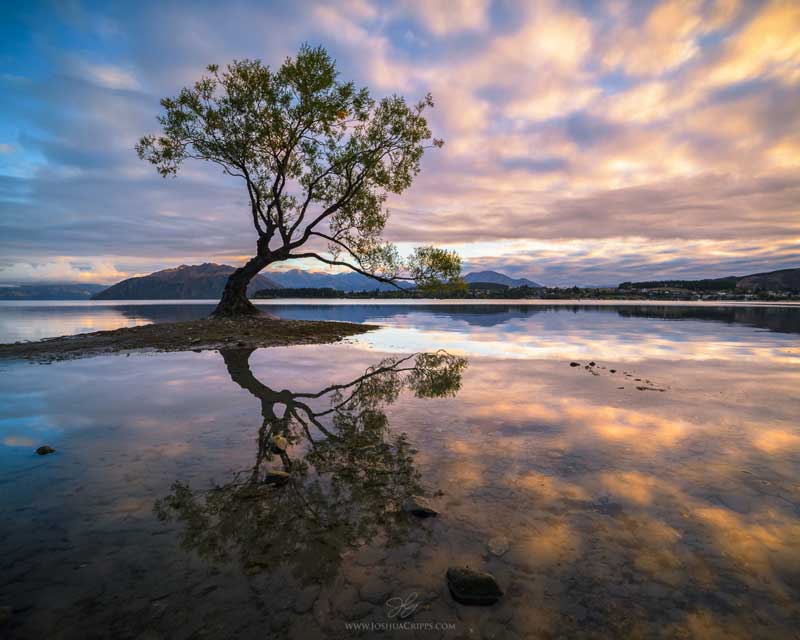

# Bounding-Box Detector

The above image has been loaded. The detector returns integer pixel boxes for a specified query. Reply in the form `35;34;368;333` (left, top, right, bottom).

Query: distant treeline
619;277;739;291
254;287;345;298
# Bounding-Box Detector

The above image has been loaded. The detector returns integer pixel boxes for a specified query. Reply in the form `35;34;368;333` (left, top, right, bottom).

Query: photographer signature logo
385;592;419;619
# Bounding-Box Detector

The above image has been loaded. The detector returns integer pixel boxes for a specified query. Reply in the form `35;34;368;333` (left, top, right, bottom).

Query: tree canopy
137;45;463;314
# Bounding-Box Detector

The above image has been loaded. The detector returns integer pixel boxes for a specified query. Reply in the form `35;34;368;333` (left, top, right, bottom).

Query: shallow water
1;303;799;638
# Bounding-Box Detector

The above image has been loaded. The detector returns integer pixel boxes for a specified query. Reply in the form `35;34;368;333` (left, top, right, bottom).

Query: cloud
601;0;706;76
402;0;490;36
703;0;800;87
79;62;140;91
0;256;138;284
1;0;798;285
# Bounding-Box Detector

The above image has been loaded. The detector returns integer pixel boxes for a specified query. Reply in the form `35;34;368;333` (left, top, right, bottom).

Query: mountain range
735;268;800;291
264;268;413;291
463;270;543;288
92;264;281;300
621;268;800;292
4;265;797;300
0;283;108;300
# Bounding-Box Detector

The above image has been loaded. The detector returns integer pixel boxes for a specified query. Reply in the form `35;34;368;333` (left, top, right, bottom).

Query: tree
137;45;462;317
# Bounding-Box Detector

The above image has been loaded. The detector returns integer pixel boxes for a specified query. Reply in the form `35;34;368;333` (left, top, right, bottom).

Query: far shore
0;316;376;364
1;298;799;307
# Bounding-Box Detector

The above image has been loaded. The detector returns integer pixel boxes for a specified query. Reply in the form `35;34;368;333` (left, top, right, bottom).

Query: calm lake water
1;302;799;638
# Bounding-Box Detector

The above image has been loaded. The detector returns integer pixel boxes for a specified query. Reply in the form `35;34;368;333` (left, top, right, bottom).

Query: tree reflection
154;348;467;583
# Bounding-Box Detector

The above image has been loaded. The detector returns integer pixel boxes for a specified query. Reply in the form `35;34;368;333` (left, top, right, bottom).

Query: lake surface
1;302;799;638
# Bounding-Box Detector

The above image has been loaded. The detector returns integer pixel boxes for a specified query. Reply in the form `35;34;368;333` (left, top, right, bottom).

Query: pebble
293;585;321;614
342;601;373;621
270;435;288;452
402;495;438;518
446;567;503;606
263;470;290;486
36;446;55;456
487;536;510;556
358;577;392;604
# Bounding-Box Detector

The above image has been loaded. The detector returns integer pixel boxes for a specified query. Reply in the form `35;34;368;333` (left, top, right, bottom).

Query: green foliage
137;44;457;290
619;277;739;291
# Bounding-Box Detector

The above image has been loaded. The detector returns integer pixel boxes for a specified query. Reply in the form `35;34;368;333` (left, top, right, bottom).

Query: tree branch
288;251;413;288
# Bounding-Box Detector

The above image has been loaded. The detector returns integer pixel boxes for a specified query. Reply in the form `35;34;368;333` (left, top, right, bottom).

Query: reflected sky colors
1;305;799;637
2;300;798;362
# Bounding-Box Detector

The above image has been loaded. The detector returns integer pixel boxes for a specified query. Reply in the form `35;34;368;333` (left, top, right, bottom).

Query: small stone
487;536;510;556
402;495;438;518
342;601;373;621
446;567;503;606
236;341;246;347
270;610;291;631
264;470;290;486
589;361;596;366
569;362;580;367
359;577;392;604
270;435;288;452
293;585;320;614
610;369;617;373
36;446;55;456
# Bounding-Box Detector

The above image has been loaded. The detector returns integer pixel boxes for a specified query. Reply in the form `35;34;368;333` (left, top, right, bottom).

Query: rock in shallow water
270;435;288;452
35;446;55;456
487;536;510;556
446;567;503;606
263;470;290;486
402;495;438;518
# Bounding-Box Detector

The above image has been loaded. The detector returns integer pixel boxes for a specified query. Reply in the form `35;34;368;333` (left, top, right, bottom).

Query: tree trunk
212;255;269;317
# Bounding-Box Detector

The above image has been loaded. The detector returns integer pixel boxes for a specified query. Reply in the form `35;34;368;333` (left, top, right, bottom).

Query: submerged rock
402;495;438;518
270;435;288;452
569;362;580;367
35;446;55;456
446;567;503;606
263;470;290;486
487;536;510;556
359;577;392;604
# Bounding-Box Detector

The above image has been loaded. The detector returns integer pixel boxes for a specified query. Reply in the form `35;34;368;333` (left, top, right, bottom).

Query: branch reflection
154;348;467;583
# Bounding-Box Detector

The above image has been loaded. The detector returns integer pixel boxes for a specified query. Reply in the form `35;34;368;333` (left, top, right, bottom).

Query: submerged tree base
0;317;376;364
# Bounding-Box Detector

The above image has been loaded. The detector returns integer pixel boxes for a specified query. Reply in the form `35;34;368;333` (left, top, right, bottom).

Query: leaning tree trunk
212;255;269;317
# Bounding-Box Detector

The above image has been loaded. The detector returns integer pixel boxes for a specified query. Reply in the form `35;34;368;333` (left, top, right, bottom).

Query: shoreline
0;316;376;364
0;298;798;308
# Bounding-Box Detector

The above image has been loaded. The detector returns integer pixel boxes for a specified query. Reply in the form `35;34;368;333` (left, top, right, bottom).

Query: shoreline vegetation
0;316;375;364
252;285;800;302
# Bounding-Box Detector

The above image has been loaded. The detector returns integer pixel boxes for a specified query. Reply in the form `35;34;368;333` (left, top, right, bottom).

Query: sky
1;0;799;287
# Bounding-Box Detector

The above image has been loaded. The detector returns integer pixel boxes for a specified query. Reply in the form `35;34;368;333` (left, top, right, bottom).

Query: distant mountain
620;267;800;292
265;268;413;292
0;283;108;300
93;264;281;300
736;268;800;291
463;270;543;288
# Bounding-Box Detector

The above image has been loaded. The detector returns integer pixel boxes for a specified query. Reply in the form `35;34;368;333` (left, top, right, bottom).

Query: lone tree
137;45;462;317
